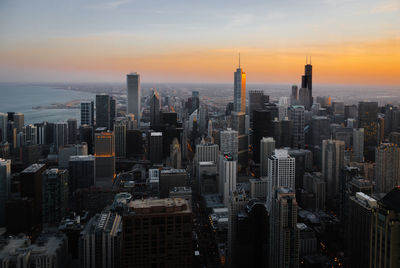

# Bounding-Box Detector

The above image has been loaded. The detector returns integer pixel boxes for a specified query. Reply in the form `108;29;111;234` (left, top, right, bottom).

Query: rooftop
128;198;190;214
21;163;46;174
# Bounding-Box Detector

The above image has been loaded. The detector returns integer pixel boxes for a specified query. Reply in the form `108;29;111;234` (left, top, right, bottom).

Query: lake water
0;84;95;125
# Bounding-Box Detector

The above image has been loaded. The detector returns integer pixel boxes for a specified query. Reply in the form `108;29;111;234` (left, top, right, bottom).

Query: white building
219;154;237;207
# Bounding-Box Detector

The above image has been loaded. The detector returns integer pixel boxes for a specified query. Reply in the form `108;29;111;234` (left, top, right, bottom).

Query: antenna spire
306;56;308;65
310;56;312;65
239;52;241;68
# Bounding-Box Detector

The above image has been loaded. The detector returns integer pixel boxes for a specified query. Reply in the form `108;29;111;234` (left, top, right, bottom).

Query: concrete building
0;232;68;268
220;128;238;161
67;118;78;144
267;149;296;210
149;132;163;164
96;94;111;130
249;177;268;200
122;198;192;268
375;143;400;193
58;143;88;169
54;121;68;151
0;113;7;143
127;72;141;127
219;154;237;206
79;211;122;268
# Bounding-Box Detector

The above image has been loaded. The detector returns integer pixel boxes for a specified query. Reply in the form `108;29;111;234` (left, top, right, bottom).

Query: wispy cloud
371;1;400;14
86;0;135;10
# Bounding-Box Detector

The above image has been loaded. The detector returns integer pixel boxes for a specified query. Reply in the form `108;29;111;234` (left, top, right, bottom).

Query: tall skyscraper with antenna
301;57;313;110
234;54;246;113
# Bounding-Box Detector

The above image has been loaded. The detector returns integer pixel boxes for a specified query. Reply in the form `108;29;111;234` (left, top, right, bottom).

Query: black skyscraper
301;58;313;110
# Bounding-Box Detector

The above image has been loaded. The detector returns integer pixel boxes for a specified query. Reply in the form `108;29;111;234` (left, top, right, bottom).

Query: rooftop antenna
239;52;241;68
310;56;312;65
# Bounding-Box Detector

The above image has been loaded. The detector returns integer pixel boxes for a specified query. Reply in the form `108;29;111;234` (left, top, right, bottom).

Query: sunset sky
0;0;399;85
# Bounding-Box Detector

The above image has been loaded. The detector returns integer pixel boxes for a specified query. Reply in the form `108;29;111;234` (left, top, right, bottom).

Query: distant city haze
0;0;399;85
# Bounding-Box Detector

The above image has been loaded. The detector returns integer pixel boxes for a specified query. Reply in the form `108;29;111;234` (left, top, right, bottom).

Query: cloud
371;1;400;14
85;0;135;10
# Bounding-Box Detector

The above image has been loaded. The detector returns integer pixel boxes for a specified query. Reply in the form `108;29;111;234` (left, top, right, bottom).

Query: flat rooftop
21;163;46;174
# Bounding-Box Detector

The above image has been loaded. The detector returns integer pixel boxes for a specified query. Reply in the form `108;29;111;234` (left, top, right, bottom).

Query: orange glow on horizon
0;37;399;85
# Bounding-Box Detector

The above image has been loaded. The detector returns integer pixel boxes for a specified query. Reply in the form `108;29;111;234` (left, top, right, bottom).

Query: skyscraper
252;110;273;163
267;149;296;210
96;94;111;129
289;105;305;149
219;154;237;206
232;111;248;170
375;143;400;193
352;128;364;162
369;188;400;268
127;72;141;127
228;190;248;267
150;89;161;127
0;159;11;226
67;118;78;144
346;192;377;268
220;128;238;160
122;198;192;268
42;168;69;226
13;112;24;133
233;56;246;113
291;85;299;105
114;118;127;158
269;187;299;268
94;131;115;187
260;137;275;177
80;101;94;126
149;132;163;164
54;121;68;151
249;90;265;120
358;101;378;161
322;139;345;202
68;155;96;193
301;58;312;110
0;113;7;143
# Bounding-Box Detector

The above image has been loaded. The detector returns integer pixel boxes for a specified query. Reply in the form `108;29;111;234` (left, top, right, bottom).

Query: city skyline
0;0;399;85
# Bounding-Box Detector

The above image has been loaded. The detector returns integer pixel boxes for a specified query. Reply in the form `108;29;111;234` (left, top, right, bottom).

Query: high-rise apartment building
375;143;400;193
42;168;69;226
322;139;345;201
248;90;265;120
219;154;237;206
127;72;141;127
369;188;400;268
220;128;238;161
81;101;94;126
122;198;192;268
252;110;273;163
233;59;246;113
269;188;299;268
260;137;275;177
267;149;296;210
